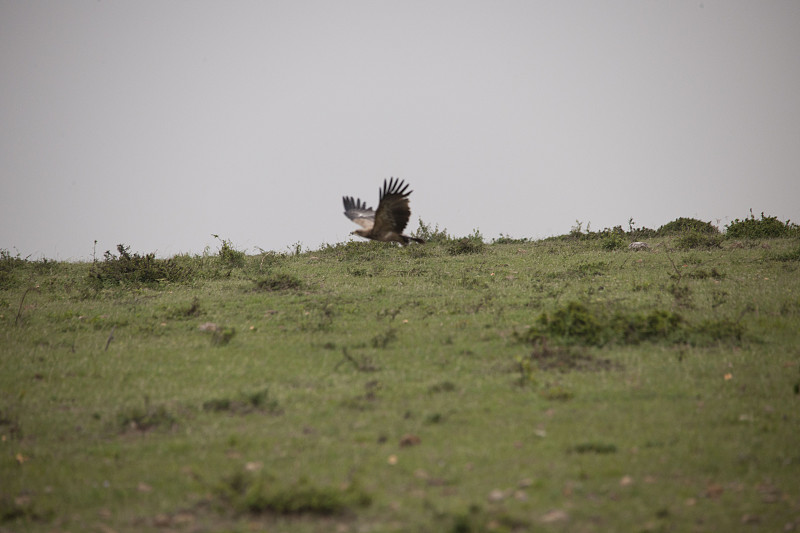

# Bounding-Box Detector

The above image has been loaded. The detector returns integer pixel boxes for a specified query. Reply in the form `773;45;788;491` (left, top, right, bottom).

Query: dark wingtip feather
379;177;412;200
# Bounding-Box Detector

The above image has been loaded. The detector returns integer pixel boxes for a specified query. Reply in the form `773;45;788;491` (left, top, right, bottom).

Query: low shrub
658;217;719;235
725;211;799;239
214;235;246;268
447;236;485;255
89;244;194;287
413;219;449;244
493;234;531;244
550;221;657;243
601;233;627;251
0;250;27;290
522;301;744;347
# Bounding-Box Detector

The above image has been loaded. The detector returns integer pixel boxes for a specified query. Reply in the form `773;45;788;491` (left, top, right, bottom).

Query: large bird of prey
343;178;424;245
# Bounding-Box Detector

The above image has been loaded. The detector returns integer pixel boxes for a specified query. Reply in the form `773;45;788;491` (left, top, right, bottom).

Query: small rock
488;489;506;502
541;509;568;523
245;461;263;472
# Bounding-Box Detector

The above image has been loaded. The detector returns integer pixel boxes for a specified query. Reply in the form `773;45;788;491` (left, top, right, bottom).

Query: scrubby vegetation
725;210;800;239
1;216;799;532
657;217;720;235
519;301;743;347
88;244;194;287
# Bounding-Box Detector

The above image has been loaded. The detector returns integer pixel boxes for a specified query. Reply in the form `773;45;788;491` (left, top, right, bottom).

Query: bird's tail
402;235;425;244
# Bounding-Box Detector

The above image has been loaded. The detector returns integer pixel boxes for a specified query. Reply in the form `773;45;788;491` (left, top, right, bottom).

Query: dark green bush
534;301;603;345
523;301;743;347
447;236;485;255
0;250;27;290
550;221;656;243
601;233;627;251
608;309;683;344
493;234;531;244
89;244;194;287
658;217;719;235
214;235;246;268
413;219;450;244
0;249;25;271
725;212;799;239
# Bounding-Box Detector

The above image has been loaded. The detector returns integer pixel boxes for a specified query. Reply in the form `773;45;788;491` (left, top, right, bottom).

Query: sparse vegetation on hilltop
1;218;799;532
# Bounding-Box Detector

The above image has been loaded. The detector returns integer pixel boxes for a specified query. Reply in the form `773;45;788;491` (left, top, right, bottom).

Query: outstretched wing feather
343;196;375;230
373;178;412;235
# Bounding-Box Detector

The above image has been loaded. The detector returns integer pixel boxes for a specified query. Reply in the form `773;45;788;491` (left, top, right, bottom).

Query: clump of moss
117;398;177;433
570;442;618;454
215;471;371;516
202;387;280;414
253;273;304;291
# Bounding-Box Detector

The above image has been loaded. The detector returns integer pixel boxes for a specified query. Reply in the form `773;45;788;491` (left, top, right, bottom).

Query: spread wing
343;196;375;230
373;177;412;235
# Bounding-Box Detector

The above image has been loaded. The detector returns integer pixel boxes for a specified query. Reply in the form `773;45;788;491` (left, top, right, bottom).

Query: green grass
2;231;800;532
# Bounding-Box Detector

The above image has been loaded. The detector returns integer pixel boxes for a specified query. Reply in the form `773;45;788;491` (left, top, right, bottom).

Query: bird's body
343;178;424;245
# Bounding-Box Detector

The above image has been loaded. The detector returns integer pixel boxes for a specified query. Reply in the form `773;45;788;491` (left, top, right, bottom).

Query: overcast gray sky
2;1;799;260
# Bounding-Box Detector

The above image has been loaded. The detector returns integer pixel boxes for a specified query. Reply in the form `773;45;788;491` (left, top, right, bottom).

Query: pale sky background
2;1;799;260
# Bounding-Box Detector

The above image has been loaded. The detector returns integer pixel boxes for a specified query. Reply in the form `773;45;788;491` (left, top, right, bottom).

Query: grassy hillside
2;221;800;532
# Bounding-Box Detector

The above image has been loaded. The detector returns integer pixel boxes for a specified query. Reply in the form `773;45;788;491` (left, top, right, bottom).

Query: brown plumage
342;178;424;245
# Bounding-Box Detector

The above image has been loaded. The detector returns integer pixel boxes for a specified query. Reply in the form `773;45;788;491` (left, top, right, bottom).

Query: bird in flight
343;178;424;245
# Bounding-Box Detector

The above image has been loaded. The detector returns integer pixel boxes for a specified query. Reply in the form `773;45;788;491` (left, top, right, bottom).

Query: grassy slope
1;236;799;532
